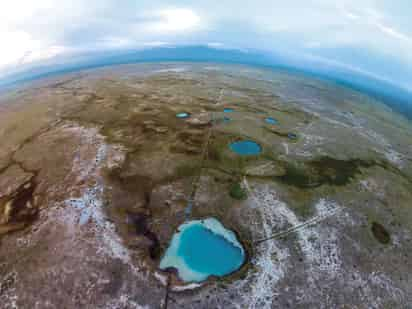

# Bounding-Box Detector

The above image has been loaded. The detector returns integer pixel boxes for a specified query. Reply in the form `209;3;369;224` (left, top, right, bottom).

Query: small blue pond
265;117;278;125
176;112;190;118
229;140;262;156
223;116;231;123
288;133;298;140
223;108;234;113
160;218;245;282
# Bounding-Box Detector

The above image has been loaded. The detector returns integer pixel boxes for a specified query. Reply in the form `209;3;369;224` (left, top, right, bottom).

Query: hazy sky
0;0;411;89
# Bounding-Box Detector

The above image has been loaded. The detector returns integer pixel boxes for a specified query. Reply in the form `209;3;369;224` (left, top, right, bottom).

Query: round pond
159;218;245;282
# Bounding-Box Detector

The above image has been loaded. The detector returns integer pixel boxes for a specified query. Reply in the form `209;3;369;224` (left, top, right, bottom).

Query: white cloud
142;8;202;33
141;41;170;47
21;45;66;64
377;23;411;42
0;0;410;86
101;37;134;48
207;42;224;48
0;29;68;72
0;30;63;68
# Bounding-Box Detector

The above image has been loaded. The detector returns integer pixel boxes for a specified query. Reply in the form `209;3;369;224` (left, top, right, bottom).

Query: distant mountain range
1;45;411;120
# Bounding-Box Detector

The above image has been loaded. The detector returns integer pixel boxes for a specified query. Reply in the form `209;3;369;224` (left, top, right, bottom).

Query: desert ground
0;63;411;308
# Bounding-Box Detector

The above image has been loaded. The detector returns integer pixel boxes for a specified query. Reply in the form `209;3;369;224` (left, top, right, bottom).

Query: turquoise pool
176;112;190;118
265;117;278;125
229;140;262;156
159;218;245;282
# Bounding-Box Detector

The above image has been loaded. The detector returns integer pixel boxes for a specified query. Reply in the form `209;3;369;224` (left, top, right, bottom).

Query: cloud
0;30;65;68
0;0;410;87
373;20;411;43
142;8;202;33
142;41;170;47
206;42;224;48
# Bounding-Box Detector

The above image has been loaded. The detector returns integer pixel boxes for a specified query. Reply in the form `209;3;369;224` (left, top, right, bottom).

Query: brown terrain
0;63;411;308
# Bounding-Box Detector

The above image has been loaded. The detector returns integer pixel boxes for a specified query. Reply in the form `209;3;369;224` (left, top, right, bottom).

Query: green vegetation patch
277;156;376;188
371;221;391;244
229;182;248;200
175;163;200;178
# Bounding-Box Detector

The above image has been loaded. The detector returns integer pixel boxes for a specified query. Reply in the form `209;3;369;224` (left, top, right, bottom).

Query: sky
0;0;411;91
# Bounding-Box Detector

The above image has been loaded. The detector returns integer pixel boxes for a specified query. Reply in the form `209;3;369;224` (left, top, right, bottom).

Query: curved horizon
1;3;412;308
1;45;411;121
1;1;411;88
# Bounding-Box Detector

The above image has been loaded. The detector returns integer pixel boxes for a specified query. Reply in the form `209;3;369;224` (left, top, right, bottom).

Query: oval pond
159;218;245;282
229;140;262;156
176;112;190;118
265;117;278;125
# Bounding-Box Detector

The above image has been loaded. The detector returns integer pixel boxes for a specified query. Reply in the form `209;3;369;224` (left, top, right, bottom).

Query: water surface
287;133;298;140
160;218;245;282
265;117;278;124
176;112;190;118
229;140;262;156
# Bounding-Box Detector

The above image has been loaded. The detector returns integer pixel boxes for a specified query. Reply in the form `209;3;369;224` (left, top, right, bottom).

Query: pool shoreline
159;218;248;284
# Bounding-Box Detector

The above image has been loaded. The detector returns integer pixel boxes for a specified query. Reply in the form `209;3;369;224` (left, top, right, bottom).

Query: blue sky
0;0;411;91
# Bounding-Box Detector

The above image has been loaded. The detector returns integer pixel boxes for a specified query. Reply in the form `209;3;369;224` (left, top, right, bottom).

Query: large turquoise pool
159;218;245;282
